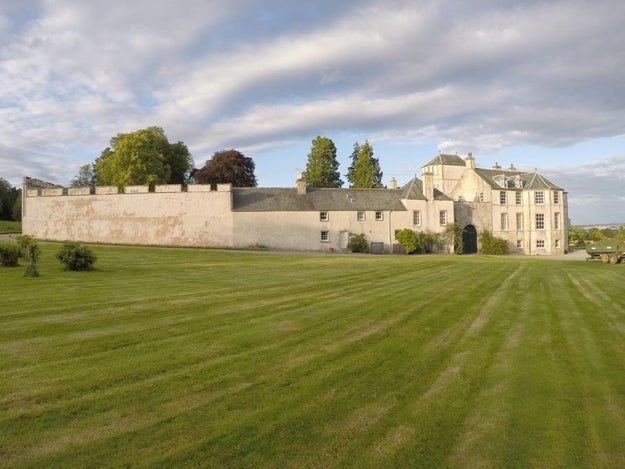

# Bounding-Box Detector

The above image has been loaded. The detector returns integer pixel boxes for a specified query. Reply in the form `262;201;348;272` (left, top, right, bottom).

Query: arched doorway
462;225;478;254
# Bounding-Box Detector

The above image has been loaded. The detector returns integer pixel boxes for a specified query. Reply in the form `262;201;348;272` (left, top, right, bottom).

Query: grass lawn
2;245;625;467
0;220;21;233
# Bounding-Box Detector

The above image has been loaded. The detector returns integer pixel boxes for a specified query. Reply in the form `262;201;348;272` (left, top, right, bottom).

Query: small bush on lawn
479;230;509;255
347;233;370;253
56;243;97;271
16;235;41;277
0;242;20;267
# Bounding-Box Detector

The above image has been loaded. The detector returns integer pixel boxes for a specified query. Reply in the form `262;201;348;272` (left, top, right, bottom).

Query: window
516;192;522;205
413;210;421;226
478;192;484;202
536;213;545;230
516;213;523;230
375;211;384;221
500;191;507;205
535;191;544;204
554;191;560;204
554;212;560;230
320;211;329;221
439;210;447;226
555;239;561;248
500;213;508;231
320;231;329;242
357;211;365;221
536;239;545;248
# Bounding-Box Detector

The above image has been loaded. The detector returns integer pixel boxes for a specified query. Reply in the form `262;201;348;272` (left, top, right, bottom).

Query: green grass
0;220;21;233
2;245;625;467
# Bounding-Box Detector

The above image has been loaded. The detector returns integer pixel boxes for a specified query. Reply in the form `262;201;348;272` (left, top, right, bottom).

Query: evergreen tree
346;140;383;188
304;136;343;188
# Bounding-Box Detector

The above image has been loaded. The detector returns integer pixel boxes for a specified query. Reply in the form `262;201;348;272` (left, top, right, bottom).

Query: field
0;220;21;234
2;245;625;467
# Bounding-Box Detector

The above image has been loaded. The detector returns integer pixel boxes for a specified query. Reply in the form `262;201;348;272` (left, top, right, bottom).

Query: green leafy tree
12;189;21;222
304;136;343;188
70;164;97;189
346;141;383;188
193;149;257;188
94;127;193;188
0;178;19;221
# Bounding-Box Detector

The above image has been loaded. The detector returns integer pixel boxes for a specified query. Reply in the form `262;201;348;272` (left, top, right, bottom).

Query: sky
1;0;624;225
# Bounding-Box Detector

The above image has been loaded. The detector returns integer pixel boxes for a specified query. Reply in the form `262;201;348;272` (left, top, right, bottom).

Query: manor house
22;153;568;255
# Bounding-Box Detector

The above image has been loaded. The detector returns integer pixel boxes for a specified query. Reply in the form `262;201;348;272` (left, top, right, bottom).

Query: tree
70;164;96;189
12;190;21;222
193;149;257;188
304;136;343;188
0;178;19;221
346;141;383;188
94;127;193;188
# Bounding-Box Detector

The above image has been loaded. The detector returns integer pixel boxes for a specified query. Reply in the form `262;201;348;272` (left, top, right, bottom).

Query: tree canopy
0;178;20;221
304;136;343;188
70;164;96;189
93;127;193;188
193;149;257;188
346;141;383;188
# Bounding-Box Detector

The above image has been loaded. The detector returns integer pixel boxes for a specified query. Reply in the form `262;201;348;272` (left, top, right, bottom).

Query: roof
474;168;563;191
232;187;408;212
423;154;466;167
399;177;453;201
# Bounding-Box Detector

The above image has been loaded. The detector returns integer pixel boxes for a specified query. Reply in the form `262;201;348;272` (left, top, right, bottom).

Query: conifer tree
304;136;343;188
346;140;383;188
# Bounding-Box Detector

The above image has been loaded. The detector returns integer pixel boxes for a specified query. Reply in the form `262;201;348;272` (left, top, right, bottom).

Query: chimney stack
296;171;306;195
492;162;502;170
465;153;475;169
389;177;397;189
422;171;434;200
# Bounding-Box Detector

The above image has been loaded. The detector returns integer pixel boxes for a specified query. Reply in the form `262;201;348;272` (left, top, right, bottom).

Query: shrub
479;230;509;255
347;233;370;253
56;243;97;271
16;235;41;277
395;229;420;254
0;242;20;267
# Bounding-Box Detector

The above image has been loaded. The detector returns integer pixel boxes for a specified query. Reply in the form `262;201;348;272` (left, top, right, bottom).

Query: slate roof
232;187;407;212
474;168;563;191
423;154;466;167
400;178;453;201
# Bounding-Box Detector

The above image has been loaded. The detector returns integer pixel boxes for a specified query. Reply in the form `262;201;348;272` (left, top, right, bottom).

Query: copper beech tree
192;150;257;188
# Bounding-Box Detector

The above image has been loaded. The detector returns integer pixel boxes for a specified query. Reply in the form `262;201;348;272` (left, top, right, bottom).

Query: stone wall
23;184;235;248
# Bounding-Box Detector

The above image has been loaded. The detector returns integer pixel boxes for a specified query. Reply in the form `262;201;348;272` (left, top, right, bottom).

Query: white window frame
516;213;523;230
500;213;508;231
554;212;560;230
320;211;329;222
375;211;384;221
413;210;421;226
554;191;560;204
439;210;447;226
555;239;561;248
320;230;329;242
500;191;507;205
535;191;544;204
536;239;545;248
516;192;522;205
536;213;545;230
357;211;365;222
